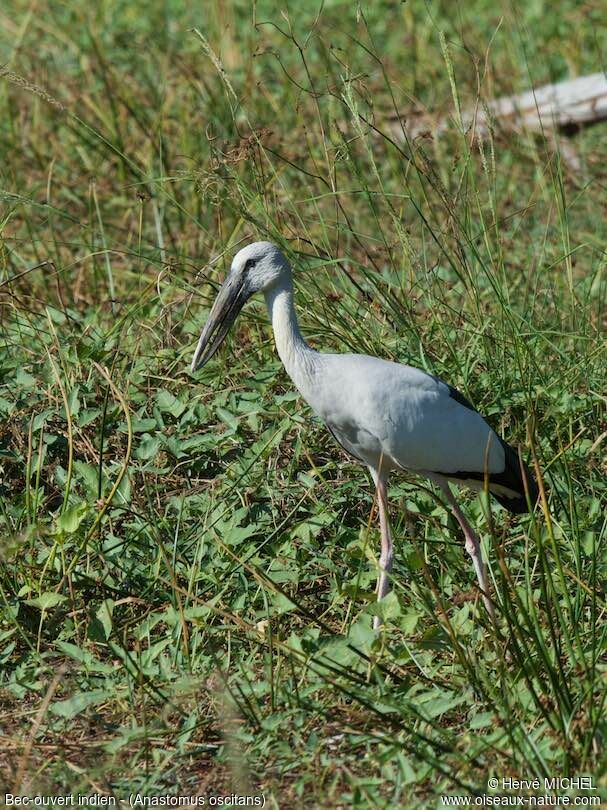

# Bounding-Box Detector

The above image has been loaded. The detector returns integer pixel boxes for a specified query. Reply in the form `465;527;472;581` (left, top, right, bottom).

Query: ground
1;1;606;807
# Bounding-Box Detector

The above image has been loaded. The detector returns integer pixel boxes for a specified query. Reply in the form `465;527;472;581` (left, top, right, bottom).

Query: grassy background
1;0;606;805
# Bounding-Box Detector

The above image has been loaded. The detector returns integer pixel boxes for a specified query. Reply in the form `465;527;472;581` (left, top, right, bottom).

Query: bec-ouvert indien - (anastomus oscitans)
190;241;539;631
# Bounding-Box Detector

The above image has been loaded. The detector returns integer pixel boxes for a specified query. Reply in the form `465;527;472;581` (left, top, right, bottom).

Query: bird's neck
264;280;318;393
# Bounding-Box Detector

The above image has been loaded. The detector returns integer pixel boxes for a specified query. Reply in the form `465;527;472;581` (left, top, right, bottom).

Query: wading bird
191;242;538;629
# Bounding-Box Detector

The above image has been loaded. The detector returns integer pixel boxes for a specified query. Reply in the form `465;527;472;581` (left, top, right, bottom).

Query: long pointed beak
190;273;249;372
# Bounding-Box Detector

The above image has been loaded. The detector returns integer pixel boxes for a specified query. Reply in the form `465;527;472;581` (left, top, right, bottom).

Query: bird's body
192;241;538;628
296;352;503;481
263;269;529;509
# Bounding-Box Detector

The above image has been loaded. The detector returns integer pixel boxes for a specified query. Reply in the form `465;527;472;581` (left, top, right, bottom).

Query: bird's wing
311;353;504;473
383;369;506;475
311;353;537;512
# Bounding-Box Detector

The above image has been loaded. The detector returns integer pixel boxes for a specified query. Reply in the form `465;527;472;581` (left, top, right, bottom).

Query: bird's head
190;241;290;372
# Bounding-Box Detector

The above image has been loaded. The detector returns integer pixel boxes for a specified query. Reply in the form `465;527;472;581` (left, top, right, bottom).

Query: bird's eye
243;259;255;273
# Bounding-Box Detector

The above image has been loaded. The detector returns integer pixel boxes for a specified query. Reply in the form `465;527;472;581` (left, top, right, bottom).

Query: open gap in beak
190;275;249;372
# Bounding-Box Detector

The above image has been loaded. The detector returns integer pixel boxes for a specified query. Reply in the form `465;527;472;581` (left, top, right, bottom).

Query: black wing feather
328;378;539;515
439;384;539;514
443;437;538;514
446;383;477;413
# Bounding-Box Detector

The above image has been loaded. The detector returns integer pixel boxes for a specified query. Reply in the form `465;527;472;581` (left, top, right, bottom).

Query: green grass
1;0;607;806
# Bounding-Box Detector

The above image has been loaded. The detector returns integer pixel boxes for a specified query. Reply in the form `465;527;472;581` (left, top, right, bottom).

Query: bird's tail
491;438;540;514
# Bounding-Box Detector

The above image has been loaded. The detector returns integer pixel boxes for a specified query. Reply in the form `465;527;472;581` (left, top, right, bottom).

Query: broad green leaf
25;592;67;611
156;389;185;418
88;599;114;642
16;370;36;389
32;408;53;430
348;617;376;653
56;502;88;534
222;524;260;546
54;641;113;674
129;417;158;433
0;397;15;415
470;711;494;729
67;384;81;416
50;688;112;719
216;407;239;431
78;408;102;427
73;460;99;497
115;472;131;504
400;611;420;635
136;433;162;460
270;591;297;616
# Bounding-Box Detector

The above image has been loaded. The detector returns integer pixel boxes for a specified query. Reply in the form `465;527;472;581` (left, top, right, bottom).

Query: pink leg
373;476;394;631
434;477;495;621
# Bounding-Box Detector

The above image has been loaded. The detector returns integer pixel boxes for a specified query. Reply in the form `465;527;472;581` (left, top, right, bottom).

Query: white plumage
191;241;538;629
299;355;505;477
